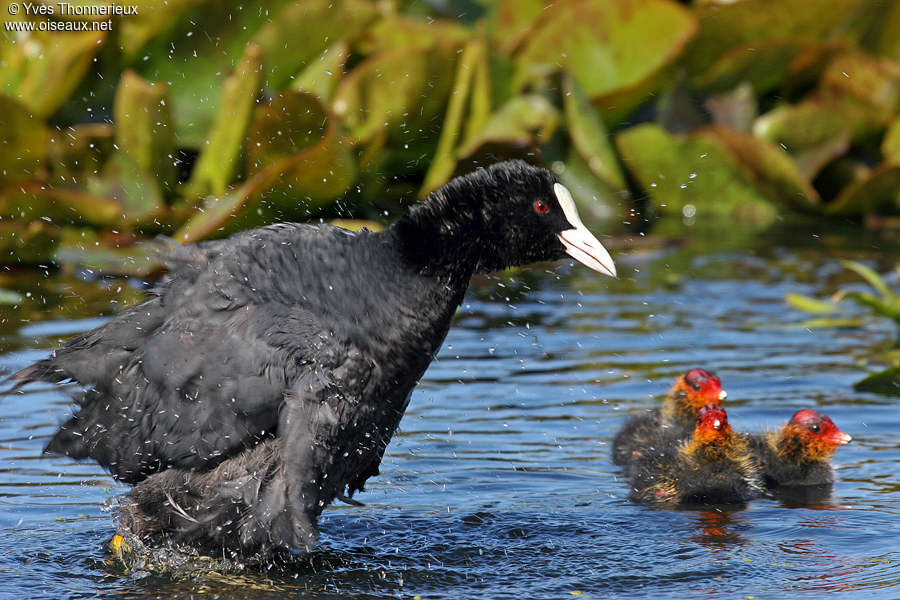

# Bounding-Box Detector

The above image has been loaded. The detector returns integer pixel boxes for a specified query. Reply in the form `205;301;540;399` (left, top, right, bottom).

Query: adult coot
749;409;851;488
6;160;615;555
628;405;763;506
612;368;726;466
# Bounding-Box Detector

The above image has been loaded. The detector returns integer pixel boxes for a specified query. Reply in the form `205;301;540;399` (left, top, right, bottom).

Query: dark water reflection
1;220;899;599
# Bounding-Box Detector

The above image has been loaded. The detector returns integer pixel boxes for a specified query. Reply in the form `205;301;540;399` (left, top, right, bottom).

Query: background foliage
0;0;899;274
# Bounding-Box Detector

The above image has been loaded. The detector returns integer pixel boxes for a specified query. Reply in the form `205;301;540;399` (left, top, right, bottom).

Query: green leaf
113;70;176;192
0;222;59;266
86;152;164;223
684;0;866;83
333;45;459;147
841;261;896;299
252;0;376;91
0;183;122;228
702;126;820;212
842;291;900;323
0;26;105;118
882;118;900;165
177;92;356;242
421;36;486;196
562;75;626;191
457;94;558;158
293;42;349;102
0;96;47;187
793;317;864;329
615;123;777;223
786;293;838;315
245;91;356;204
119;0;212;59
0;288;22;304
187;43;263;198
490;0;548;54
753;102;852;180
854;367;900;395
514;0;697;117
827;165;900;216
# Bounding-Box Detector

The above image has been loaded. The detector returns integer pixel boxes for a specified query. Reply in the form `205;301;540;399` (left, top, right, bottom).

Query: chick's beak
833;431;852;445
553;183;617;278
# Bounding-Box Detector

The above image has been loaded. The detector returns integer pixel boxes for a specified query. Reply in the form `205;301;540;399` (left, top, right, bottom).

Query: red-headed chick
613;368;727;466
749;409;851;488
629;405;763;506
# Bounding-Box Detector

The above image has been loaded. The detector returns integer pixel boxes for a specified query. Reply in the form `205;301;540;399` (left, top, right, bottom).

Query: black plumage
628;405;763;506
612;368;726;466
749;409;851;488
6;160;615;556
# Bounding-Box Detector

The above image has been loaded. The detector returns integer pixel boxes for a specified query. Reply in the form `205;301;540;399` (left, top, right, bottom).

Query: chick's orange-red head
672;368;727;412
693;404;733;445
783;409;851;460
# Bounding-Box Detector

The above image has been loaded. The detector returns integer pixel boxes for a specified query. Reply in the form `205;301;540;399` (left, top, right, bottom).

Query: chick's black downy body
8;161;615;555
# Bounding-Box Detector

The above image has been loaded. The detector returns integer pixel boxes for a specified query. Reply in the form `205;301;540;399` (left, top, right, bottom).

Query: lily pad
491;0;549;54
252;0;376;91
0;96;48;186
881;118;900;165
702;126;820;212
421;37;488;196
854;367;900;395
0;26;106;118
53;239;164;278
176;92;356;242
245;90;357;204
119;0;212;59
514;0;697;119
753;102;851;180
0;183;122;227
457;94;558;158
293;42;349;102
817;50;900;139
47;124;115;186
187;44;263;198
0;221;59;265
86;152;164;223
333;45;459;147
827;164;900;216
562;75;626;191
684;0;866;81
355;15;469;54
615;123;777;223
705;83;758;134
113;70;176;192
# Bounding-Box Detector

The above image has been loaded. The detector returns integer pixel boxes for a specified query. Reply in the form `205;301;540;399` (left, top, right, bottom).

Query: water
1;221;898;599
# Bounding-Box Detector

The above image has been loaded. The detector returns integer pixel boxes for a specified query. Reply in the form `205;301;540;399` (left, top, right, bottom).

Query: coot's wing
8;224;352;484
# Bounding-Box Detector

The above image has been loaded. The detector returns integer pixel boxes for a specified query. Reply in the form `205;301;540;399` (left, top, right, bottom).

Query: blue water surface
1;221;898;599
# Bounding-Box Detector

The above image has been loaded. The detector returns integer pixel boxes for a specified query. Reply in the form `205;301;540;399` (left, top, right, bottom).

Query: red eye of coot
534;200;549;214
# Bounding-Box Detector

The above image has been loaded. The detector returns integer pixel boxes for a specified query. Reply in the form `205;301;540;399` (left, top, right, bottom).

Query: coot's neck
390;188;485;282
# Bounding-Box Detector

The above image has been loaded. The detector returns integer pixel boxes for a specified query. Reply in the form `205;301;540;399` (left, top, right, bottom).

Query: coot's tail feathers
44;414;92;459
1;360;68;395
119;439;318;556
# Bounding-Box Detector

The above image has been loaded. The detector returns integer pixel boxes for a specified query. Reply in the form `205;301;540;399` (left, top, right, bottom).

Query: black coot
6;160;615;555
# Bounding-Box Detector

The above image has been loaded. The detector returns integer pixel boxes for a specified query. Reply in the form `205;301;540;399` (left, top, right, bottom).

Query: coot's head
783;409;851;460
407;160;615;277
672;368;727;412
693;405;732;445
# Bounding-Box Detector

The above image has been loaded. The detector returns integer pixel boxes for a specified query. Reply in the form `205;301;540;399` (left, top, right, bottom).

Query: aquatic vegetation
788;259;900;393
0;0;898;270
